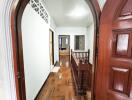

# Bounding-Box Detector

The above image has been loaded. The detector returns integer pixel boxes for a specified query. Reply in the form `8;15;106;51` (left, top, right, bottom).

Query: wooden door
49;29;54;65
95;0;132;100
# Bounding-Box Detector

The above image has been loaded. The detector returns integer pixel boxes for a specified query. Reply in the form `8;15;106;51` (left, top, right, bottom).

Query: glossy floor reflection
36;55;91;100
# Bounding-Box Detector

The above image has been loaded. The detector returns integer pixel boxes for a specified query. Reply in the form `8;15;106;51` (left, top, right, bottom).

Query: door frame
11;0;29;100
10;0;100;100
49;29;54;65
58;35;70;61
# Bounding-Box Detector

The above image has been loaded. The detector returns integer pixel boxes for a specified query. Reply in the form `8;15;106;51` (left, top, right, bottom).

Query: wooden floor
36;55;91;100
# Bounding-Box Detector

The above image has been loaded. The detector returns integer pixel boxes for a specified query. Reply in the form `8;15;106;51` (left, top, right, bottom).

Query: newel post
70;49;72;61
88;49;90;62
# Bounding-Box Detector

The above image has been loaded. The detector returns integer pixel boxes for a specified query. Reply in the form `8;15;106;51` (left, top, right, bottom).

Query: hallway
20;0;95;99
36;56;91;100
1;0;132;99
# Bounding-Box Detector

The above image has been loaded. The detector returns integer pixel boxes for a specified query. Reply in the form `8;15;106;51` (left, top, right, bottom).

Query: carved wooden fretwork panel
29;0;49;24
112;30;132;58
110;67;130;95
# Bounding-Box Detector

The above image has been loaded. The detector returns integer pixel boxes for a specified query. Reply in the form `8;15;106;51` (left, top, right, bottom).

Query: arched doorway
10;0;100;100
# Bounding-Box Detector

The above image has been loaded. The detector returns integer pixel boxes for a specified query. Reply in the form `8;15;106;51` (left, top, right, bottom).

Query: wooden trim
58;35;70;61
11;0;29;100
49;29;54;65
85;0;101;100
71;50;92;94
10;0;100;99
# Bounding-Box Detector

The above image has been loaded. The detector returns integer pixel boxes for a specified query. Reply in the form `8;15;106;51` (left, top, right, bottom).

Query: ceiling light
67;6;88;18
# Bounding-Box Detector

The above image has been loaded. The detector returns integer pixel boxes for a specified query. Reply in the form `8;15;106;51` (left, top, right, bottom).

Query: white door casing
0;0;17;100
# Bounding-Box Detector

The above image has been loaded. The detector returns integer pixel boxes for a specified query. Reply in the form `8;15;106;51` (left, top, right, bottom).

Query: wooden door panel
107;90;131;100
112;30;132;58
110;59;132;68
96;0;132;100
108;67;132;100
130;72;132;98
120;0;132;16
109;29;132;99
116;34;129;55
110;29;132;99
110;67;130;95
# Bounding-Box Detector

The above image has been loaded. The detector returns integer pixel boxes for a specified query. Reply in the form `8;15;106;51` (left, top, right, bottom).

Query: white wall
56;27;89;51
87;23;94;64
54;25;95;64
50;17;56;31
0;1;11;99
22;4;51;100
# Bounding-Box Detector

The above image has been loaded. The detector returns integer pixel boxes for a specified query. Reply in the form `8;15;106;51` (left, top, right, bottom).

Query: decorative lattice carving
29;0;49;24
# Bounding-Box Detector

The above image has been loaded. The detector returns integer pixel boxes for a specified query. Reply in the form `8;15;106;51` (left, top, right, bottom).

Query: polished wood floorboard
36;55;91;100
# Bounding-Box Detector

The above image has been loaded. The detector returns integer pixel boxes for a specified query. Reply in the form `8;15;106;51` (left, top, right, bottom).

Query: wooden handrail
70;49;92;95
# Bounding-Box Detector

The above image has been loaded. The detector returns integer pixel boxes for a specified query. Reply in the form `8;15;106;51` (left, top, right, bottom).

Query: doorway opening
11;0;100;100
59;35;70;67
49;29;54;65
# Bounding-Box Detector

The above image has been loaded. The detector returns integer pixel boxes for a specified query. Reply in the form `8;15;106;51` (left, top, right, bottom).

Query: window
74;35;85;50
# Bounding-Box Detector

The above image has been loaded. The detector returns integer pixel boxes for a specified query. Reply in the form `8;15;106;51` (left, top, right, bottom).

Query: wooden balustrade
70;49;92;95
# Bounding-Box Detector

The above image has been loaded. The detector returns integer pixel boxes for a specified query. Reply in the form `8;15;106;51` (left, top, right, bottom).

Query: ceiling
42;0;93;27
